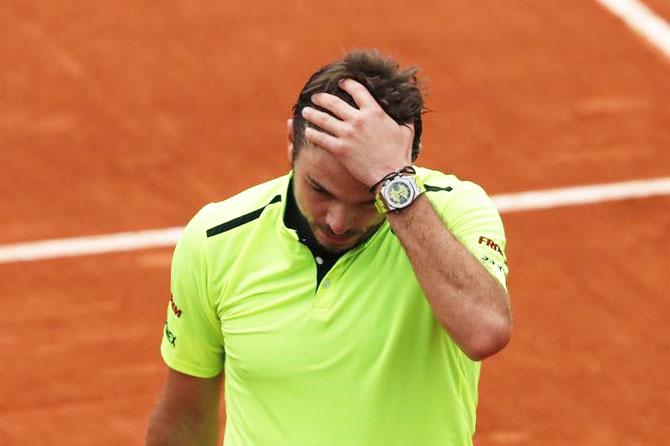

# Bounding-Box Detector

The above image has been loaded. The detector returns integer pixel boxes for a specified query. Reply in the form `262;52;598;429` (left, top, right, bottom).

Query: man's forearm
145;370;223;446
146;406;220;446
386;195;511;361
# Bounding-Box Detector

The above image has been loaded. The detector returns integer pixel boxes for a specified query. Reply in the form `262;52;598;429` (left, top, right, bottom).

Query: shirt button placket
313;276;335;319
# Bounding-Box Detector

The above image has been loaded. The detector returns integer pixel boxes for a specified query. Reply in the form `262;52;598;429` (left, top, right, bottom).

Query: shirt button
322;280;331;289
315;256;324;265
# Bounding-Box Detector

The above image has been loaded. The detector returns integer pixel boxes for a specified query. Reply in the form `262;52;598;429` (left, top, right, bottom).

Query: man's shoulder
188;174;289;237
417;166;493;206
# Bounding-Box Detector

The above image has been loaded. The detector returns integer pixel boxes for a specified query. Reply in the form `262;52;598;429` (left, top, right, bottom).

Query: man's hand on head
300;79;414;188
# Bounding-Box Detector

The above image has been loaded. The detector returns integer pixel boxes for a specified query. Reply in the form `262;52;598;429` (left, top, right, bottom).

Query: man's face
292;144;385;253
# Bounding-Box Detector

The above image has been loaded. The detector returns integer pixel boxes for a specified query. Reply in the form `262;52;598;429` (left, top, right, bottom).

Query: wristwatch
375;174;425;214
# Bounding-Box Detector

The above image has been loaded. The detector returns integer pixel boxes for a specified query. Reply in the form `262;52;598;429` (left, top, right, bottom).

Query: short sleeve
161;204;226;378
429;181;509;289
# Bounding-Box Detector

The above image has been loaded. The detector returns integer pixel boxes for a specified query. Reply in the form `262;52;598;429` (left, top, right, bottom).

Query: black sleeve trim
425;184;453;193
206;195;282;238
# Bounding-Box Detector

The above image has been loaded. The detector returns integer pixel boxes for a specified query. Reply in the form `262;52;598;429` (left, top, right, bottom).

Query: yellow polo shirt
161;167;508;445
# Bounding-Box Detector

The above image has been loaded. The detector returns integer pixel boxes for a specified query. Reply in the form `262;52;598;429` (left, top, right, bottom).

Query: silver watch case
380;175;422;211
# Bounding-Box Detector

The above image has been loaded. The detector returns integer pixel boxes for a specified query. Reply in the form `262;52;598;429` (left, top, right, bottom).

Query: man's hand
301;79;414;188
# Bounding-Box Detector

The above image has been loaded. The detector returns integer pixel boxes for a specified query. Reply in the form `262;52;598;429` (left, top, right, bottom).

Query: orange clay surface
1;1;669;445
644;0;670;24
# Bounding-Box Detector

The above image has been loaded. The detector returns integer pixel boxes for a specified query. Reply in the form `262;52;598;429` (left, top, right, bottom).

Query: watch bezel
382;176;418;210
374;174;425;214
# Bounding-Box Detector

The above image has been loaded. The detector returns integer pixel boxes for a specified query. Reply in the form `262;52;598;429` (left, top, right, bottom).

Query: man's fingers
301;106;345;136
304;127;342;153
338;78;379;110
311;93;357;121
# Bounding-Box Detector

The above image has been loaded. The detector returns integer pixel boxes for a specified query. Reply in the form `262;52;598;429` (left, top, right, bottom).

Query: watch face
386;180;413;207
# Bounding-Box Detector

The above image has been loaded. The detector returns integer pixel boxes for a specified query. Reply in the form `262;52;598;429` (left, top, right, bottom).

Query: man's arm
146;368;223;446
301;79;511;360
385;195;511;360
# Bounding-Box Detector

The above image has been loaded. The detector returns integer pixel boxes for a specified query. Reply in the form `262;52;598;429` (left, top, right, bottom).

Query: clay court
1;0;669;444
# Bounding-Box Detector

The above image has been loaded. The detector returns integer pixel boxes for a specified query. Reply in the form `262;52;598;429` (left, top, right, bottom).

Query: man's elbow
462;314;512;361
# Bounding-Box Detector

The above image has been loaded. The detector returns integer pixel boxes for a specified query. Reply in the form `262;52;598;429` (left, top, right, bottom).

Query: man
146;50;511;446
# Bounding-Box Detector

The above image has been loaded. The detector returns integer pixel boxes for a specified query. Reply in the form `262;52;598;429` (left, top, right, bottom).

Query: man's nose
325;203;353;235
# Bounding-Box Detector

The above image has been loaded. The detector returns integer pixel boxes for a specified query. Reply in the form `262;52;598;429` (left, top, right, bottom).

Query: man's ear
287;142;294;163
287;118;294;162
287;118;294;143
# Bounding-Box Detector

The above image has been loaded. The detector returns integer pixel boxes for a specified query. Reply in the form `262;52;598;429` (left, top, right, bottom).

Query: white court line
0;177;669;264
0;227;184;264
492;177;670;212
595;0;670;59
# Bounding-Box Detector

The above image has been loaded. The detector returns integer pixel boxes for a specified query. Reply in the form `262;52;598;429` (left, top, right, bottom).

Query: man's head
291;49;424;162
288;50;425;253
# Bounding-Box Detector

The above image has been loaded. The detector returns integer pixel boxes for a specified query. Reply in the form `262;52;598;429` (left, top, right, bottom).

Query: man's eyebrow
307;175;376;206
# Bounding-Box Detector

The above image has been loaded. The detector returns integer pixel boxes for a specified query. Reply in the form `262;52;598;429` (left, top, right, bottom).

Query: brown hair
291;49;424;161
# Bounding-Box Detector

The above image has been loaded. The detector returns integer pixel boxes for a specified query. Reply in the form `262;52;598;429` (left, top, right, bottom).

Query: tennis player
146;49;511;446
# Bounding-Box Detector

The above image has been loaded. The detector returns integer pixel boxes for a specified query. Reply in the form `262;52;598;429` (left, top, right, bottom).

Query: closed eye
307;175;375;206
311;183;331;196
307;177;333;197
